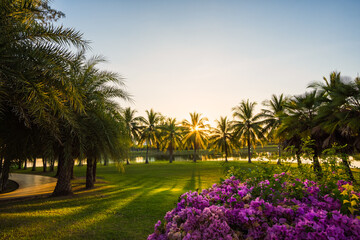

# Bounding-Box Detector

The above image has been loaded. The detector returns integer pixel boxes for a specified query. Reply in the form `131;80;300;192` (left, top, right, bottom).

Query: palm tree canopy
232;100;265;147
209;116;236;154
138;109;163;147
182;112;209;149
261;94;289;142
122;107;142;144
159;118;183;151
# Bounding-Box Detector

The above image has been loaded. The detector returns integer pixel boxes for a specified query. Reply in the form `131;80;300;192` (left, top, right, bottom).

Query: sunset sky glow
53;0;360;124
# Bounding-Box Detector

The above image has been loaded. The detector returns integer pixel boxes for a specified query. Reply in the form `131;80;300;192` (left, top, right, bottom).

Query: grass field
0;161;252;240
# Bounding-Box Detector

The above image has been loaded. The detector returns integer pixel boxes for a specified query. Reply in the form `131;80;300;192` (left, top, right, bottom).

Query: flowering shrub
148;173;360;240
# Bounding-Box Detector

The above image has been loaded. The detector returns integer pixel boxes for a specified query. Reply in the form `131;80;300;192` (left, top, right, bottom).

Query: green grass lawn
0;161;252;240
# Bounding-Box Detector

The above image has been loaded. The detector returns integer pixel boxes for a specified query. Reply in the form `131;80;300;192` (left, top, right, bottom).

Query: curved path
0;173;57;200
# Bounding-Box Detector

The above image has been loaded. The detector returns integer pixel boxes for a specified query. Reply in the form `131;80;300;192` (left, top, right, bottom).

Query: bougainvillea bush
148;172;360;240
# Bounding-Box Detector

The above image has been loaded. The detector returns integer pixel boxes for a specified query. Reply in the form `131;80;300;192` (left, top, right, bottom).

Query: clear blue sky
53;0;360;124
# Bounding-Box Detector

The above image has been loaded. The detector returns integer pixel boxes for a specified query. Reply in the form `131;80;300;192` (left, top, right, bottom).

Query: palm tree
209;116;236;162
310;72;359;181
122;107;142;164
159;118;183;163
182;112;209;163
64;54;130;191
0;0;87;192
278;91;325;176
261;94;288;164
232;100;265;163
138;109;163;164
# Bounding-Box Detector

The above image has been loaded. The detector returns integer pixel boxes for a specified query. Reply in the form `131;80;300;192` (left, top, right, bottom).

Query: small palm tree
232;100;265;163
159;118;183;163
138;109;163;164
261;94;288;164
182;112;209;162
122;107;142;164
209;116;236;162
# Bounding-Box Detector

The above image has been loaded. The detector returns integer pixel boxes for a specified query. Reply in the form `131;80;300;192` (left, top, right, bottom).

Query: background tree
232;100;265;163
138;109;163;164
209;116;236;162
122;107;142;164
261;94;288;164
159;118;183;163
182;112;209;163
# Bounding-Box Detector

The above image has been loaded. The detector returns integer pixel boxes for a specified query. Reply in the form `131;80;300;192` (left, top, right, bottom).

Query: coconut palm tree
159;118;183;163
138;109;163;164
182;112;209;163
261;94;289;164
0;0;88;191
278;91;325;176
310;72;359;181
122;107;142;164
209;116;236;162
53;54;130;192
232;100;265;163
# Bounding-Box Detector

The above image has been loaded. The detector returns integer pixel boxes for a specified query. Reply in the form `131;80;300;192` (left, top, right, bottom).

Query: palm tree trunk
32;157;36;171
55;155;63;178
193;141;197;163
169;142;173;163
42;158;47;172
224;139;228;162
296;153;302;168
145;143;149;164
86;157;94;189
277;143;281;165
341;156;356;183
247;137;251;163
93;158;97;183
49;157;54;172
0;156;3;176
52;151;73;196
70;161;75;179
0;157;11;192
313;154;322;179
24;159;27;170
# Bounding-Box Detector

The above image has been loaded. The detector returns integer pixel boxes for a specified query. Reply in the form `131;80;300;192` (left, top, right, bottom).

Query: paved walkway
0;173;57;200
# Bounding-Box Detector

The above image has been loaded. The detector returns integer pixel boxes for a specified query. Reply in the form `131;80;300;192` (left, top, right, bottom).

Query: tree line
1;1;359;197
0;0;130;195
125;72;360;183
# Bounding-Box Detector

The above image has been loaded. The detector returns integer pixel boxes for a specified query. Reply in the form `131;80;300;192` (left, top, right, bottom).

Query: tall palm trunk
224;137;228;162
52;151;74;196
341;156;356;183
313;154;322;179
42;158;47;172
277;143;281;165
247;135;251;163
169;142;173;163
0;157;11;192
145;142;149;164
32;157;36;171
296;152;302;168
193;140;197;163
86;157;94;189
93;158;97;183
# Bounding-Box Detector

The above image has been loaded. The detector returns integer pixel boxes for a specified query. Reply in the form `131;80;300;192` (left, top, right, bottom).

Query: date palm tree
261;94;288;164
232;100;265;163
0;0;88;191
310;72;359;181
138;109;163;164
278;91;325;177
159;118;183;163
182;112;209;163
209;116;236;162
